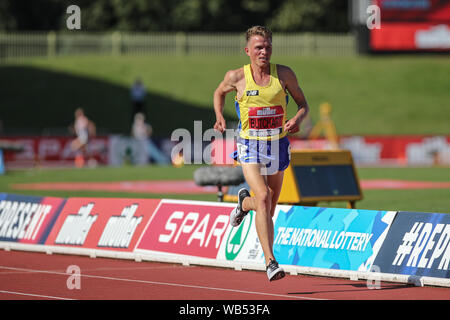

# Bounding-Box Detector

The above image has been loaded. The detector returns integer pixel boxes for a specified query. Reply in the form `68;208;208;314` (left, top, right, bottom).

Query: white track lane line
0;265;327;300
0;289;75;300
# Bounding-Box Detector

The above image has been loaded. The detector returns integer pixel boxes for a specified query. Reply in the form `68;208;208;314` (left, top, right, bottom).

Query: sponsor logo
392;222;450;270
157;210;228;249
55;203;98;245
137;202;231;258
416;25;450;49
97;204;143;248
256;108;276;116
225;211;253;260
274;227;373;252
246;90;259;96
273;206;395;270
0;200;52;241
47;198;160;251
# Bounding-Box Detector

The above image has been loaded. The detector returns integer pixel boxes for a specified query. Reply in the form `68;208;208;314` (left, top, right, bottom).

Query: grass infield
1;165;449;214
1;55;449;136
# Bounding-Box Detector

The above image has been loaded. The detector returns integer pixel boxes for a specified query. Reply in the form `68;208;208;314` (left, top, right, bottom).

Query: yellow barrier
224;149;363;209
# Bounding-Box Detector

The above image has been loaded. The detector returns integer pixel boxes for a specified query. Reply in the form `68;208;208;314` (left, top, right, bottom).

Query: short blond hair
246;26;272;43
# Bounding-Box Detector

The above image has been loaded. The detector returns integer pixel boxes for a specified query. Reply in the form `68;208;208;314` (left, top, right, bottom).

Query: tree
269;0;349;32
0;0;348;33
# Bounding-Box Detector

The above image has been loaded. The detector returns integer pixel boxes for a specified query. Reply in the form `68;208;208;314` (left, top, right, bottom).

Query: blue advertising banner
373;211;450;279
273;206;396;272
0;193;66;244
0;150;4;175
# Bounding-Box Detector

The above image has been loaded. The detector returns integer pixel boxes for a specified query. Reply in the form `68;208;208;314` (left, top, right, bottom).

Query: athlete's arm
278;65;309;133
213;69;242;133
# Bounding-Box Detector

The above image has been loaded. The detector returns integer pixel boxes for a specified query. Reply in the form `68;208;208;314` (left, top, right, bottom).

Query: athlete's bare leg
241;163;284;265
266;171;284;248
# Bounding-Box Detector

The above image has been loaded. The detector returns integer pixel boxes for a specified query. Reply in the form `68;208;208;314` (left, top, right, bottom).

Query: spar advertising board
373;211;450;278
272;205;396;272
45;197;161;251
135;199;233;259
0;193;66;244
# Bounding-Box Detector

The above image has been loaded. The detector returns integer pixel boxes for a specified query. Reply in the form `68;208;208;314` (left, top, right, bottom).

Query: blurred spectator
131;112;170;165
69;108;96;168
130;78;146;123
132;112;152;140
131;112;152;165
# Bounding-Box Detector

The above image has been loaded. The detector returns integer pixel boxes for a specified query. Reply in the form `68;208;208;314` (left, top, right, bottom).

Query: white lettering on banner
159;211;183;243
0;200;52;241
38;139;61;158
158;210;228;248
3;138;109;163
407;136;450;165
97;204;142;248
55;203;98;245
392;223;450;270
339;137;382;164
274;227;373;252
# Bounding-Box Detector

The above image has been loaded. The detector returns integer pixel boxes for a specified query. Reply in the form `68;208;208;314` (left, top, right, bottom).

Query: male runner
213;26;309;282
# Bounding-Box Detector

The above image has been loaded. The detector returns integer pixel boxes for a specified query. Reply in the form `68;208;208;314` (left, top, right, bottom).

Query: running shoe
266;259;285;282
229;188;250;227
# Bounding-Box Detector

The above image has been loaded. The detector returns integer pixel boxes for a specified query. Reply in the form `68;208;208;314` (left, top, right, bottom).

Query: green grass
1;165;449;214
1;54;449;136
1;54;449;214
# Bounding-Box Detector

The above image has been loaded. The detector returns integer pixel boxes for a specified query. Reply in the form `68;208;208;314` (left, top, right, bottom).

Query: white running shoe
266;259;286;282
229;188;250;227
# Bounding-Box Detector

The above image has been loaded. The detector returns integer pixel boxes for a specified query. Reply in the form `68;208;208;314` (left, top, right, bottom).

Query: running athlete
70;108;96;167
213;26;309;282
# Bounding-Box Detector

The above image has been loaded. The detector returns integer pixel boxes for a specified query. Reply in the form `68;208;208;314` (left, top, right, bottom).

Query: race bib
248;106;284;138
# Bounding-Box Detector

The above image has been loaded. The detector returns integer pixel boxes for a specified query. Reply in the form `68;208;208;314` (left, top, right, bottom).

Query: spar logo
136;202;231;259
225;211;253;261
158;210;228;248
392;222;450;270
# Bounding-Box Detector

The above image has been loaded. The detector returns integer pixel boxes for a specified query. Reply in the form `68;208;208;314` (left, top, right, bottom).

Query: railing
0;32;356;60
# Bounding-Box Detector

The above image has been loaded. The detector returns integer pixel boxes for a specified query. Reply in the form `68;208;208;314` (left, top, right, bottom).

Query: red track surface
0;250;448;301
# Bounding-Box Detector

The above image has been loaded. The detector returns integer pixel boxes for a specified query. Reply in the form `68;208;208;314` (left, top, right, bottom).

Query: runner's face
246;36;272;68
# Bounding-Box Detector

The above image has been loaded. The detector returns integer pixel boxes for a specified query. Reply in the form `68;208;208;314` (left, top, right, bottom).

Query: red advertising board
339;135;450;165
0;136;110;167
136;200;233;259
375;0;450;22
371;0;450;51
371;22;450;50
45;198;161;251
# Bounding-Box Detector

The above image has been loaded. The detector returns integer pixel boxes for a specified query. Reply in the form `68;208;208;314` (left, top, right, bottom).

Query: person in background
130;78;146;124
70;108;96;168
131;112;170;165
131;112;152;165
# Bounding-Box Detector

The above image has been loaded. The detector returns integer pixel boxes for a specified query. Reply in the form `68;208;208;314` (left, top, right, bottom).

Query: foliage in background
0;0;349;32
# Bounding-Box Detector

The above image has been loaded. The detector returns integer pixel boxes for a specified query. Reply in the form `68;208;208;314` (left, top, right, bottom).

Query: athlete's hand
214;116;226;133
284;118;300;134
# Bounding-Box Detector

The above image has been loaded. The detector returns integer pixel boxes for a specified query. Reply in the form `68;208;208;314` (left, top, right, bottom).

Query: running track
0;250;448;302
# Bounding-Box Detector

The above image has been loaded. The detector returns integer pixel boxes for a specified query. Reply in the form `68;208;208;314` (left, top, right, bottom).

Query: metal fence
0;32;356;60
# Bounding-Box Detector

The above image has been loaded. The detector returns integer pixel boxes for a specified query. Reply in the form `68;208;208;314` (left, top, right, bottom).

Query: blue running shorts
232;136;291;174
